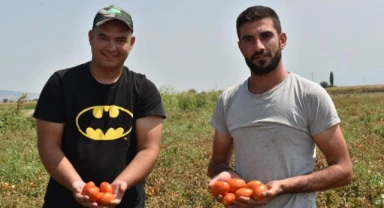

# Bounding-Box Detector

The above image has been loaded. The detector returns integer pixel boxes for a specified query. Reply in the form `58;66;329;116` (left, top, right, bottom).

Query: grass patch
326;85;384;94
1;90;384;207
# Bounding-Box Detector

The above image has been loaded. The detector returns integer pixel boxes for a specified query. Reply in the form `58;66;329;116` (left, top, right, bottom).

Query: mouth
254;56;269;60
102;52;118;60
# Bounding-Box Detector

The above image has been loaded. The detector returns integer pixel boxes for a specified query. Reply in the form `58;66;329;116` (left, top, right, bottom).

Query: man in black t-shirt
33;5;166;208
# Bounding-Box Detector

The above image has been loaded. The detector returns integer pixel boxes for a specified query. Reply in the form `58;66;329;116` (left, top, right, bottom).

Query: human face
238;18;286;75
88;20;135;71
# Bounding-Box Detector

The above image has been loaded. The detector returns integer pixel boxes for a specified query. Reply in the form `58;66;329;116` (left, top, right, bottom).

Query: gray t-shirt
211;72;340;208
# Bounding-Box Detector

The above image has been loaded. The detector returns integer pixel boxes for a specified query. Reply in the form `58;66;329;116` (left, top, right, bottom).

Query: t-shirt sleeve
33;72;66;123
306;85;340;137
210;95;230;136
135;77;166;119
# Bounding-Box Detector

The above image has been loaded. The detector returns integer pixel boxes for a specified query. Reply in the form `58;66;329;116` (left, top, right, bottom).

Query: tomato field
1;86;384;207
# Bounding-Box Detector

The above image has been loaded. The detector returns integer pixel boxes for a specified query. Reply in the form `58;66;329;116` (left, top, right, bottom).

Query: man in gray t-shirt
207;5;352;208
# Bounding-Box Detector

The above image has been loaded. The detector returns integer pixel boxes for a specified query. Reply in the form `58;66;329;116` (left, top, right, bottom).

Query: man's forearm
38;145;82;190
279;164;352;194
114;148;159;189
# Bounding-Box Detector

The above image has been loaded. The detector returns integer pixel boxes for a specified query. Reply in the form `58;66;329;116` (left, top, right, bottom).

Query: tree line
320;71;334;88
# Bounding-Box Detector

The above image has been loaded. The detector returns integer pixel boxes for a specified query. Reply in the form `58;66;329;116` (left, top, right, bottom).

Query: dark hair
236;5;282;39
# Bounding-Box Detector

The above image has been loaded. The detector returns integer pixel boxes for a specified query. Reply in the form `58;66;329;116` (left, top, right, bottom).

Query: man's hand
209;171;241;187
99;180;128;208
79;180;127;208
72;180;98;208
208;171;242;203
229;180;282;208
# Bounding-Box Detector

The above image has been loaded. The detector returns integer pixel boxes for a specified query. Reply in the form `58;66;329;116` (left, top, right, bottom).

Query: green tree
330;71;334;87
320;81;329;88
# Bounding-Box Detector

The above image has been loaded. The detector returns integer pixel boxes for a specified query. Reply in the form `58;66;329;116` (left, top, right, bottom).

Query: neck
248;62;289;94
89;61;123;85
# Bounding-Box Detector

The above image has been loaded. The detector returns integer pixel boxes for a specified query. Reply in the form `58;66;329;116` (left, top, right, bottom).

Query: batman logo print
76;105;133;140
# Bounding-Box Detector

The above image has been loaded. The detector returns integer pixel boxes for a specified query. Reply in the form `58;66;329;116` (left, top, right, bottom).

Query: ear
129;35;136;49
279;32;287;50
88;30;93;45
238;40;244;55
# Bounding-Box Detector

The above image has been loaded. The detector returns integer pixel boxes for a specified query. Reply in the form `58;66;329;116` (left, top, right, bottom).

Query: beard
245;47;282;75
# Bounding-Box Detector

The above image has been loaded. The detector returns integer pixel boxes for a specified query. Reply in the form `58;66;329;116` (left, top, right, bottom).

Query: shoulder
52;62;90;80
289;73;334;111
41;62;89;88
290;73;319;89
123;66;159;93
290;72;328;97
218;80;246;104
123;66;148;83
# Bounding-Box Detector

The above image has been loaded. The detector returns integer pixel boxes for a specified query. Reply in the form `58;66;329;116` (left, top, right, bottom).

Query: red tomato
84;186;102;202
235;188;253;201
252;184;268;200
98;192;115;206
227;178;246;193
245;180;263;190
100;182;114;194
222;193;236;206
210;181;230;197
81;181;96;195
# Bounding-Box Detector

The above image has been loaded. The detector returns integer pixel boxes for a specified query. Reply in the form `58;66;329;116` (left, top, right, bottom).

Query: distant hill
0;90;40;102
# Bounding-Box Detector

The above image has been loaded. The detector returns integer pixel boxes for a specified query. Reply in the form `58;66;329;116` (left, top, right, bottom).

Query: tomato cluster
210;178;269;206
81;181;115;206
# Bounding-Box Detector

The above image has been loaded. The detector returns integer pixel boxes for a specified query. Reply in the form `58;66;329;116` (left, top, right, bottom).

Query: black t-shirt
33;62;166;208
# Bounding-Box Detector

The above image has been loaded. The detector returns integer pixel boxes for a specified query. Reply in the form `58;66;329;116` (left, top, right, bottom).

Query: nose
254;38;265;52
106;40;117;52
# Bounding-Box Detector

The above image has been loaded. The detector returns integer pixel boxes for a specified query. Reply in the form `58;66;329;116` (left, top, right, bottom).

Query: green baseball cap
93;5;133;31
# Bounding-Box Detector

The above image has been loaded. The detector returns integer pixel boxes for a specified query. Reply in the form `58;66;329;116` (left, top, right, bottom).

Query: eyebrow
97;32;128;40
97;33;108;38
241;30;274;40
260;31;274;36
241;35;253;41
116;36;128;40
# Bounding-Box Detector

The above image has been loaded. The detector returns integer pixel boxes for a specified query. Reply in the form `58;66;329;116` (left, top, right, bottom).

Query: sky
1;0;383;94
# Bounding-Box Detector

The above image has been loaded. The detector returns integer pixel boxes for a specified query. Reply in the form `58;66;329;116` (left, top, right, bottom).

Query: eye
242;37;252;43
242;37;255;45
261;32;273;39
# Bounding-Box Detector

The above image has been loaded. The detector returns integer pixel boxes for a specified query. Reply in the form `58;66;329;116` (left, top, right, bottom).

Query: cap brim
95;18;133;31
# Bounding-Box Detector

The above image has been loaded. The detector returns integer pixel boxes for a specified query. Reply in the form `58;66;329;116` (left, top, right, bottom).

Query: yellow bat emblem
75;105;133;140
